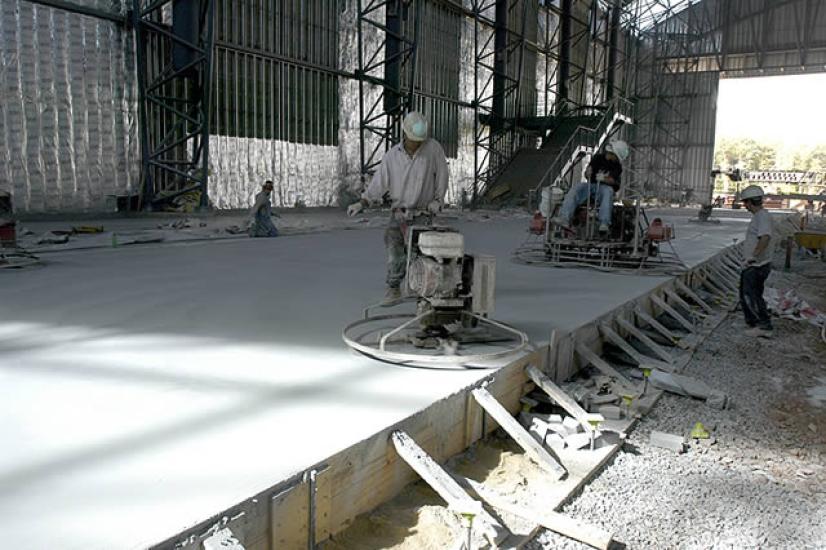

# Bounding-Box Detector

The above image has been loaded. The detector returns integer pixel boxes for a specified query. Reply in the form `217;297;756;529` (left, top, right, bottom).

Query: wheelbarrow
794;231;826;262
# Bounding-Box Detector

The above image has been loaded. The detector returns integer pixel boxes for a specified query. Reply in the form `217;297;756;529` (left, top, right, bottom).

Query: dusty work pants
558;182;615;226
385;210;430;289
249;209;279;238
739;263;773;330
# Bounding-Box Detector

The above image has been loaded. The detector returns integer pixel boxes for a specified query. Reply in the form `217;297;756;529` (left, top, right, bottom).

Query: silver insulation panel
0;0;138;213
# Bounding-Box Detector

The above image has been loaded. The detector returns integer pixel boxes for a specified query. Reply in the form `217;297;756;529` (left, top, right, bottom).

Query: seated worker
551;139;630;235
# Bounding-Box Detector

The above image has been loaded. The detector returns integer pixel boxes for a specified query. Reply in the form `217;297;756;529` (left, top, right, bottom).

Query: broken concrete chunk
589;392;619;406
529;418;549;441
565;432;592;450
632;394;657;416
649;371;729;409
547;422;567;436
37;232;70;245
706;390;728;410
650;430;685;453
562;416;582;435
547;414;563;424
545;433;566;453
598;405;622;420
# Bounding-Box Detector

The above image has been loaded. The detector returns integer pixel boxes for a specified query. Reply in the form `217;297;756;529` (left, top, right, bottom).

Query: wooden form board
634;306;687;349
674;279;714;314
599;323;673;372
391;430;505;544
458;476;616;550
574;342;636;392
614;317;675;365
271;469;331;550
650;294;695;333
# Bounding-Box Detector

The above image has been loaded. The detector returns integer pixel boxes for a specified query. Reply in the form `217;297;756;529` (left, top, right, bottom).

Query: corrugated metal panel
0;0;138;213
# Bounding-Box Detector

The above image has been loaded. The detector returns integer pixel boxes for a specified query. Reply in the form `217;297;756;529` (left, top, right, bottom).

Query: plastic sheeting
0;0;138;213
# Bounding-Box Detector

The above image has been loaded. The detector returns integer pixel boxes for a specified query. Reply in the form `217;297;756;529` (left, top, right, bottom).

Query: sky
715;72;826;147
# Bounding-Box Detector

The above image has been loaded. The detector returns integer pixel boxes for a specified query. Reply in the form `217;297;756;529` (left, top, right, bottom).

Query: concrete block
545;433;566;453
565;432;592;450
589;393;619;406
562;416;582;435
547;422;567;436
649;430;685;453
598;405;622;420
633;394;657;416
707;391;728;410
528;418;549;442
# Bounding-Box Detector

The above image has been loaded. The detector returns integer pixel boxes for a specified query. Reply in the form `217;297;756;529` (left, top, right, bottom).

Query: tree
789;144;826;171
714;138;778;171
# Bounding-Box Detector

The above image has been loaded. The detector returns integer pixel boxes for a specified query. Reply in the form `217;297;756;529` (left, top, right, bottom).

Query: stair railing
528;97;635;211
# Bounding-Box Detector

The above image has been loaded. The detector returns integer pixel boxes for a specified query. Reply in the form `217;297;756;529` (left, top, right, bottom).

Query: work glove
347;201;365;217
427;200;442;215
595;170;609;183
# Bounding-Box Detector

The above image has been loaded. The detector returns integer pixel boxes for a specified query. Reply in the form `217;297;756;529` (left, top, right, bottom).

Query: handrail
528;97;634;208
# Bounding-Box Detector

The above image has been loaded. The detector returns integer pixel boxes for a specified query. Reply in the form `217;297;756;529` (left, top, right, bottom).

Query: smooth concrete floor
0;210;750;549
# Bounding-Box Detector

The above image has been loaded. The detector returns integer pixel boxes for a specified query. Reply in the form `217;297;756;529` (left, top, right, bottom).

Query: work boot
744;326;773;339
381;287;402;307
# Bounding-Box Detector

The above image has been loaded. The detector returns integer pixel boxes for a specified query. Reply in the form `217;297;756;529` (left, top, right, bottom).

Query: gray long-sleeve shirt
363;139;449;209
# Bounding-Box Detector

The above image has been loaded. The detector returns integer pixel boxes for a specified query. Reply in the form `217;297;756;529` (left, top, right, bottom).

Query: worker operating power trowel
343;112;528;367
517;139;686;274
347;111;449;307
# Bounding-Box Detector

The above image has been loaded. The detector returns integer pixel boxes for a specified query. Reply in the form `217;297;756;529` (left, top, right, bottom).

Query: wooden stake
471;387;567;479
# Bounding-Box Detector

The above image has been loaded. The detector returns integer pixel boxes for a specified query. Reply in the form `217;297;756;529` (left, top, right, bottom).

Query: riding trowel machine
515;186;687;275
343;224;529;368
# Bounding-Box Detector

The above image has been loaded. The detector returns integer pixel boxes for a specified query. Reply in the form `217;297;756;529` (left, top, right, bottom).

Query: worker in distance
739;185;774;338
347;111;449;306
248;180;279;238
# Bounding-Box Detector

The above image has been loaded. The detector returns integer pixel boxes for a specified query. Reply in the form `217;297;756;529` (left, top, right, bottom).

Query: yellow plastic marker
690;421;710;439
642;367;652;394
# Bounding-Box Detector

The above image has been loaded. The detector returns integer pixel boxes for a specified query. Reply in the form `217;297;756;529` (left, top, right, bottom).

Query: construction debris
649;431;685;453
37;231;69;245
649;370;728;410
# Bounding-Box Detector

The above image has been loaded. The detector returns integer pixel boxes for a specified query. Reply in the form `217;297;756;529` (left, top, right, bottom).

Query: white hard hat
402;111;428;142
605;139;630;162
740;185;764;201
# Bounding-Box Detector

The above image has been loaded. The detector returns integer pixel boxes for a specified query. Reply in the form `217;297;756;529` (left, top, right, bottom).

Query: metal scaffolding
133;0;215;210
8;0;826;214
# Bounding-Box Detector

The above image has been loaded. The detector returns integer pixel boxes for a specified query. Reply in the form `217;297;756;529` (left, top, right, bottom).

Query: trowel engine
406;227;495;336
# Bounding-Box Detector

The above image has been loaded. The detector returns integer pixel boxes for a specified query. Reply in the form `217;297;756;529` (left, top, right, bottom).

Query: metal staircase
483;98;634;206
528;97;634;209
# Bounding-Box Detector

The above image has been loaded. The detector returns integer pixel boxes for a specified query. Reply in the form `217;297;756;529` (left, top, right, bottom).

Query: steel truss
133;0;216;210
356;0;421;180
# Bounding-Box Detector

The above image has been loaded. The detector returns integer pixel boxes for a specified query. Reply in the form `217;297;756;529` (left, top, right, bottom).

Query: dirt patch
320;436;553;549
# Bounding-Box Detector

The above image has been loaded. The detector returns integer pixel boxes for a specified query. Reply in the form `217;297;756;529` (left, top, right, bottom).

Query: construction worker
347;111;449;306
551;139;630;235
739;185;774;338
248;180;279;238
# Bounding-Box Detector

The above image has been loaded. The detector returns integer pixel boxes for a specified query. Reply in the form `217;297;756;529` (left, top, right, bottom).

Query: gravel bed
528;256;826;549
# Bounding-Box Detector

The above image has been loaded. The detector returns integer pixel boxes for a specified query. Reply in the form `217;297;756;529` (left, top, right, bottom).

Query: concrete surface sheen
0;212;746;549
